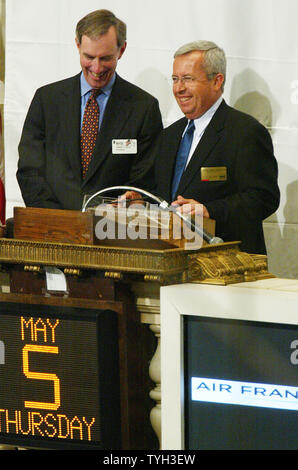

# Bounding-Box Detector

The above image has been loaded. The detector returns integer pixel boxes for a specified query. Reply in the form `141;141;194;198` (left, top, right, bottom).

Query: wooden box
13;206;215;249
13;207;94;245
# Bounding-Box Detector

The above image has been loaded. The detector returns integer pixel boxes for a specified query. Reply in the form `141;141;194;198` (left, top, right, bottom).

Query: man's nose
174;79;186;93
91;58;104;74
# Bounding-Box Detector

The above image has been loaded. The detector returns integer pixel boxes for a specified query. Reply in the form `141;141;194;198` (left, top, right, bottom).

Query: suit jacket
154;100;280;254
17;73;163;210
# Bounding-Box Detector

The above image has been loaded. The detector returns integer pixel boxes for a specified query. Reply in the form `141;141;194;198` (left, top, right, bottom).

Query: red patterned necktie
81;89;100;178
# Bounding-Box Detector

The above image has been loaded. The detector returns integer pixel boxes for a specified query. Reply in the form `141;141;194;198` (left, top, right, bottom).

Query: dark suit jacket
154;100;280;254
17;73;163;210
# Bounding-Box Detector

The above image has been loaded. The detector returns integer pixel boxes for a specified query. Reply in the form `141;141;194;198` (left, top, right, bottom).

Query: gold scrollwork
188;245;274;285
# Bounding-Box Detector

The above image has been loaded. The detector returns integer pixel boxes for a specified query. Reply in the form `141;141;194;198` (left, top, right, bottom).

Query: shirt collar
193;95;223;132
80;72;116;97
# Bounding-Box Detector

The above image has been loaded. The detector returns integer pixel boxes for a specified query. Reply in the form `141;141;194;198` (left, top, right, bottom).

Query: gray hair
76;9;126;48
174;40;226;89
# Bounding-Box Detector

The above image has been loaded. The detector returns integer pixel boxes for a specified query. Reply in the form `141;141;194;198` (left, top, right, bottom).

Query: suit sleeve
127;98;163;190
205;119;280;243
17;90;62;209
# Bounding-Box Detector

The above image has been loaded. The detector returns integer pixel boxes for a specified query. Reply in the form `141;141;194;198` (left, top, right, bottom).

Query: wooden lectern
0;206;274;450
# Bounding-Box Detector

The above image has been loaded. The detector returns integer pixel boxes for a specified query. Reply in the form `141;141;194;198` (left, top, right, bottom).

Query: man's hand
171;195;210;218
118;190;144;206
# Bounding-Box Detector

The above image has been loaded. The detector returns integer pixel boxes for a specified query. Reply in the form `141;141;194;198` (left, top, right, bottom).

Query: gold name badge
201;167;227;181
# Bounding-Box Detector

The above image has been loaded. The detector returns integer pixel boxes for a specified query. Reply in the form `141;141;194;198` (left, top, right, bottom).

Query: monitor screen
184;315;298;450
0;302;120;449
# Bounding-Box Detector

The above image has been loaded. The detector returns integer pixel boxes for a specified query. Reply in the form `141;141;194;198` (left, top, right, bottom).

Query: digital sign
184;316;298;450
0;302;120;449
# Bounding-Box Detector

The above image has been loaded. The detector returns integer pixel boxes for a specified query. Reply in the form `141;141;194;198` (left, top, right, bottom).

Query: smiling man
153;41;280;254
17;10;162;210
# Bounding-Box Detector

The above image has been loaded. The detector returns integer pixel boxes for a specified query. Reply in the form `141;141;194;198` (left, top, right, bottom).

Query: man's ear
214;73;225;91
75;37;81;51
118;41;127;60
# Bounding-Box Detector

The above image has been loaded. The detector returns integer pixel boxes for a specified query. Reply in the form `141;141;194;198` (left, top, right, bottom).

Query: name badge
201;166;227;181
112;139;137;154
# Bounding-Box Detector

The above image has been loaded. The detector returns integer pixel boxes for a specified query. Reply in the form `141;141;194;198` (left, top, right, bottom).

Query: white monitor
160;279;298;450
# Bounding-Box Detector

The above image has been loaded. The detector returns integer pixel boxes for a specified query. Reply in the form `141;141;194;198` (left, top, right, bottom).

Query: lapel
82;74;132;186
60;74;82;180
177;100;227;196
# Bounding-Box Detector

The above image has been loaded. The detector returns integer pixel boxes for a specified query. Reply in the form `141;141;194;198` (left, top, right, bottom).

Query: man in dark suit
153;41;280;254
17;10;163;211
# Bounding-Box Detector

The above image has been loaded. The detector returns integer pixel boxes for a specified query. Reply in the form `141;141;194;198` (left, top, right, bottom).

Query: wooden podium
0;207;274;450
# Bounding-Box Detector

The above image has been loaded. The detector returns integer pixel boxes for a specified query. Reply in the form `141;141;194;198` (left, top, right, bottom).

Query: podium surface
161;278;298;450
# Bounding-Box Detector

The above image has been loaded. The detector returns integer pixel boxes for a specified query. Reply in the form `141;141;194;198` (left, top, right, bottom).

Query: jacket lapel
60;74;82;180
177;100;227;195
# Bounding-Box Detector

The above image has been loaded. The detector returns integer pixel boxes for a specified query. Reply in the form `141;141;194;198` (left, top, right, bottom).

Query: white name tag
112;139;137;154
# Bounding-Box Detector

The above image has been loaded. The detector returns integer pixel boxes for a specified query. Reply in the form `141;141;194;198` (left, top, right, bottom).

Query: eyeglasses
171;74;216;86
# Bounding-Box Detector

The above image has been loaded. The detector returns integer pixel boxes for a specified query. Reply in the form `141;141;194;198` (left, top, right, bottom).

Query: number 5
22;344;61;410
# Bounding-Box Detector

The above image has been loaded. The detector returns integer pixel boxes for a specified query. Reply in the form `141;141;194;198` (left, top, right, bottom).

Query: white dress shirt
185;95;223;167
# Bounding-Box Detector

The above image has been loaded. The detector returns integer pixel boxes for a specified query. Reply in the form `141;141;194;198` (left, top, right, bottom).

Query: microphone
82;186;223;245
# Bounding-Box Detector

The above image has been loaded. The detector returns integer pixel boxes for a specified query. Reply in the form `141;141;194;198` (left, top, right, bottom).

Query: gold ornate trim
0;238;188;281
188;242;275;285
0;238;274;286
